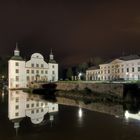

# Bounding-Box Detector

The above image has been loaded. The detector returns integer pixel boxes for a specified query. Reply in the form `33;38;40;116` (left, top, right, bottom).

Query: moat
0;89;140;140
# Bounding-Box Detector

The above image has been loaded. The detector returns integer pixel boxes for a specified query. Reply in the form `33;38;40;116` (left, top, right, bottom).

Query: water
0;90;140;140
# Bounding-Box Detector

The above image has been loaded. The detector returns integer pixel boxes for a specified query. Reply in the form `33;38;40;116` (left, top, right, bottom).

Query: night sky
1;0;140;67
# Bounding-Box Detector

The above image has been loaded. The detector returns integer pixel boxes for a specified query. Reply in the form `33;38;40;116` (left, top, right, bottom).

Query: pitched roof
87;66;100;70
119;54;140;61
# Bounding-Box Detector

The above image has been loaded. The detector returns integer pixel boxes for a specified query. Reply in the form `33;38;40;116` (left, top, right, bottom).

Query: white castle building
8;44;58;89
86;55;140;81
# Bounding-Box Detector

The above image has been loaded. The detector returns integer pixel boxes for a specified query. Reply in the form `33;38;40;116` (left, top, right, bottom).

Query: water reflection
8;90;58;135
0;90;139;140
125;110;140;121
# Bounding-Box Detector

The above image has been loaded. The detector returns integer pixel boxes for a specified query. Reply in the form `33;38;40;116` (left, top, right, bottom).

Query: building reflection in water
8;90;59;135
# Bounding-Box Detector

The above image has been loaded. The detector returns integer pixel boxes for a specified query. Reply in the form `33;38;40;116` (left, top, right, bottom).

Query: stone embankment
56;82;124;98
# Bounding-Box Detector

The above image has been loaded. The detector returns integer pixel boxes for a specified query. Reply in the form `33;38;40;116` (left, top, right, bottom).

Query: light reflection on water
0;90;140;140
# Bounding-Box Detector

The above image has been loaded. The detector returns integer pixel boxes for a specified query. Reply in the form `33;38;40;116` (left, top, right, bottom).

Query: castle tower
49;49;54;61
14;42;20;56
8;43;26;89
48;49;58;82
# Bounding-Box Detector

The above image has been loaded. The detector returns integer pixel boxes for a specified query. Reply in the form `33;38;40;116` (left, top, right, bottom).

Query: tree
66;68;73;80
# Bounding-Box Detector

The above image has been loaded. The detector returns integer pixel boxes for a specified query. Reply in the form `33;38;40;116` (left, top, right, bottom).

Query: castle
8;44;58;89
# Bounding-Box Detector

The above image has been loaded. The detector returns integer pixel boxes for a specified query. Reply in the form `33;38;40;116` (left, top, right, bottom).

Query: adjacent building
8;44;58;89
86;55;140;81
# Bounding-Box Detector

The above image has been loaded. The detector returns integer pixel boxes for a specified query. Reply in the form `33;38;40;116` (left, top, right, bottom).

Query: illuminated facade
8;44;58;89
86;55;140;81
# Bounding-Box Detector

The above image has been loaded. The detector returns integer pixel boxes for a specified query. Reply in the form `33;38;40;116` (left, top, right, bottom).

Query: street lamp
78;72;82;80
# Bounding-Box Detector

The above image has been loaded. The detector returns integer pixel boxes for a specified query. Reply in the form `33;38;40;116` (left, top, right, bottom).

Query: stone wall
56;82;124;98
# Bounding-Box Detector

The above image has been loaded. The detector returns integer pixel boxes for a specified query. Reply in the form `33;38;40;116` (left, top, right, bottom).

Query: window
132;67;134;72
15;105;19;110
31;63;34;67
52;65;55;68
127;68;129;72
15;97;19;102
31;70;34;74
41;103;43;106
36;109;39;113
15;69;19;73
138;67;140;72
36;103;39;107
26;104;29;108
31;110;34;114
27;76;30;81
15;62;19;66
36;64;39;67
41;109;43;112
122;68;124;73
16;76;19;81
41;70;44;74
31;104;34;107
36;70;39;74
108;70;110;74
32;76;34;81
15;112;19;116
41;64;44;68
52;71;55;74
45;70;48;74
26;70;29;74
16;84;19;88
